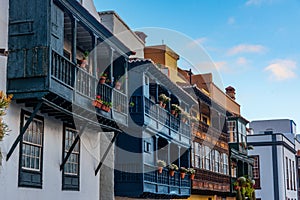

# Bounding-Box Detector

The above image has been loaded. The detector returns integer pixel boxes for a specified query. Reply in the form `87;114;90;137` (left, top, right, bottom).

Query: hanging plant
0;91;13;141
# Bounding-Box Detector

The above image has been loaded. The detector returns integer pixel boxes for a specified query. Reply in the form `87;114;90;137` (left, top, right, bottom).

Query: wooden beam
6;101;43;161
95;131;120;175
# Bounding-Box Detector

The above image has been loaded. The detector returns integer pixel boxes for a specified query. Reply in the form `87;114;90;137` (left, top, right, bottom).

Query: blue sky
95;0;300;129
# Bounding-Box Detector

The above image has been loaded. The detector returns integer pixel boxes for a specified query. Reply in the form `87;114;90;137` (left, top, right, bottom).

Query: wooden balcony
7;48;128;128
129;96;191;144
115;164;191;198
192;168;230;193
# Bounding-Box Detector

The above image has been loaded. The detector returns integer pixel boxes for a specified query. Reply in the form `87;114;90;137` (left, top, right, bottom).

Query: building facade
248;119;298;200
0;0;132;199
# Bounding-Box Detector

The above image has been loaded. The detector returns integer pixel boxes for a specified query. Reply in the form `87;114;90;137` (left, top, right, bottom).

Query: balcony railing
143;97;190;141
144;164;190;195
51;50;128;124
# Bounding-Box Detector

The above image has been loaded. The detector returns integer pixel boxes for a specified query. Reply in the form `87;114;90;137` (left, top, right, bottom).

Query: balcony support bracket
6;101;43;161
95;131;120;176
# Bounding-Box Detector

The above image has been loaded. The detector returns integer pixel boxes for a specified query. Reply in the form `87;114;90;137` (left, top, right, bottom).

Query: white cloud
227;17;235;25
214;61;229;72
264;59;297;81
227;44;267;56
236;57;248;65
245;0;275;6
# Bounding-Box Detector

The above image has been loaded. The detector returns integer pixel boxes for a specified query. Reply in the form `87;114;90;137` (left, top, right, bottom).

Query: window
290;159;293;190
19;110;44;188
231;163;237;178
210;150;215;171
201;114;209;125
227;121;236;142
293;161;296;190
144;141;151;153
62;126;80;190
194;142;200;168
191;142;194;167
204;146;211;170
286;157;289;189
214;151;220;173
222;153;228;175
253;156;260;188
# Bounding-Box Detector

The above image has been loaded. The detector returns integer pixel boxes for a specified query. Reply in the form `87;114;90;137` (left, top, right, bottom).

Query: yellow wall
183;195;236;200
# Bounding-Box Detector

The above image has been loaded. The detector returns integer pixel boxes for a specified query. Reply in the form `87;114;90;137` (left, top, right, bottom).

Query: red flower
96;95;101;99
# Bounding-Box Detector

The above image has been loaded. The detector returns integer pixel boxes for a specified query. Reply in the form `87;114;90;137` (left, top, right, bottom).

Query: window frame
62;125;80;191
18;110;44;188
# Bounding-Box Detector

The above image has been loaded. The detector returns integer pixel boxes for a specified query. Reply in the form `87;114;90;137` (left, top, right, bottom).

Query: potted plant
92;95;103;108
187;168;196;180
157;160;166;174
179;167;188;179
158;94;170;108
100;73;108;84
171;104;181;117
167;163;178;176
101;101;112;112
129;102;135;108
80;51;89;69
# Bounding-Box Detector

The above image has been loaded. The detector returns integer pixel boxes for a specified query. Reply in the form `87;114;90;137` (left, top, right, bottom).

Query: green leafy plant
83;51;89;59
129;102;135;107
179;167;188;173
157;160;166;167
158;94;170;103
100;72;108;77
0;91;12;141
187;168;196;174
234;176;256;200
167;163;178;171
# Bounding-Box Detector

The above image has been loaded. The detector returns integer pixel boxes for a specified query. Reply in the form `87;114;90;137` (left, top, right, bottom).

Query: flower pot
162;103;166;109
92;100;102;108
101;105;111;112
180;172;186;179
159;101;164;107
190;174;195;180
171;110;176;115
169;170;175;177
158;167;163;174
80;59;88;69
100;76;106;84
115;81;122;90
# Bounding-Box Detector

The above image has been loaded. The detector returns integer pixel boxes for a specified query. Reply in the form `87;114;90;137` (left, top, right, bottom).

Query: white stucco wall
82;0;101;22
0;0;8;92
99;12;145;58
0;103;102;200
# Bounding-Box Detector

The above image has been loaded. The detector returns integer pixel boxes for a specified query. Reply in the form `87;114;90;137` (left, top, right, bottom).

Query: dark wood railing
144;164;190;189
51;50;128;120
143;97;190;139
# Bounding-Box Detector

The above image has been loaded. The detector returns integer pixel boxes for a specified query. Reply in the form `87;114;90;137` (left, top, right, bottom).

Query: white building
248;119;298;200
0;0;124;200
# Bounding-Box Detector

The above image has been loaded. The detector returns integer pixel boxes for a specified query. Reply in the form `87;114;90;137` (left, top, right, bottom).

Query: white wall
0;103;102;200
248;134;298;200
99;12;145;58
0;0;8;91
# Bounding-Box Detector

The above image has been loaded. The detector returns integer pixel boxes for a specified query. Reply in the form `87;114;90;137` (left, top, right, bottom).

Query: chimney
225;86;236;100
134;31;147;44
